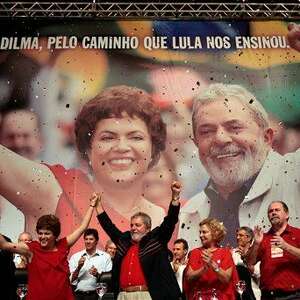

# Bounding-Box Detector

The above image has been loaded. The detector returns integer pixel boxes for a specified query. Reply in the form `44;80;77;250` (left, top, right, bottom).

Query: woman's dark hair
36;214;61;238
75;85;167;168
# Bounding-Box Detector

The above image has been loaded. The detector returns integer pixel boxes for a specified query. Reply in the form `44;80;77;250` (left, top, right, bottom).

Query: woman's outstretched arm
0;234;30;257
0;144;62;217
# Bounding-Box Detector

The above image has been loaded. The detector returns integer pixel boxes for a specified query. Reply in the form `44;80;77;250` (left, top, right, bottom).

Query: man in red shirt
247;201;300;300
96;181;183;300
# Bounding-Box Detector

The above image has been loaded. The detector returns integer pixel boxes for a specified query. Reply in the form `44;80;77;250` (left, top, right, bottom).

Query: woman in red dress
184;218;238;300
0;193;99;300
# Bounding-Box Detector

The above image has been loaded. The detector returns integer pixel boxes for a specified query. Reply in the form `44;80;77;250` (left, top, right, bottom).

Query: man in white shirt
179;83;300;250
13;231;32;268
69;228;112;300
104;239;117;259
170;238;188;293
232;226;260;300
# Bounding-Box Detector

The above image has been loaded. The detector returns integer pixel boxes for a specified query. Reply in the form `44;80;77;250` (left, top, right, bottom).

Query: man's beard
205;136;267;188
130;232;147;242
269;216;281;226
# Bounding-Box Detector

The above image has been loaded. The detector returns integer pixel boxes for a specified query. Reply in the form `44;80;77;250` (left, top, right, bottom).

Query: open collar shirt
258;224;300;292
69;248;112;292
179;149;300;251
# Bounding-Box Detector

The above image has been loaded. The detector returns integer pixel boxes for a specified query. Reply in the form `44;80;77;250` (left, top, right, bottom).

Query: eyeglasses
236;233;249;238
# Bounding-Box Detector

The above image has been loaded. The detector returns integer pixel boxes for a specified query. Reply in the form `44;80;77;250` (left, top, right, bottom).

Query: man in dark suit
96;182;183;300
0;235;17;300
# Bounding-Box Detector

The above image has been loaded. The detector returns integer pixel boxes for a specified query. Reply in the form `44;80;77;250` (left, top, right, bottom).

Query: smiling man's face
193;97;272;188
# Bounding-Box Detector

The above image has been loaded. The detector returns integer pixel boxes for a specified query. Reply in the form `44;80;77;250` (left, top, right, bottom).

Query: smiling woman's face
199;224;214;247
37;229;56;250
88;114;152;186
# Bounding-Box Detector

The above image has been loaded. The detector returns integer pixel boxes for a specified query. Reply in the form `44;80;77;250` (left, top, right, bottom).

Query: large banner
0;19;299;252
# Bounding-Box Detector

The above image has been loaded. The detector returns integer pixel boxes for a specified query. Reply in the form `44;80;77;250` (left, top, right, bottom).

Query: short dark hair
268;201;289;213
83;228;99;241
237;226;254;241
75;85;166;168
174;238;189;251
36;214;61;238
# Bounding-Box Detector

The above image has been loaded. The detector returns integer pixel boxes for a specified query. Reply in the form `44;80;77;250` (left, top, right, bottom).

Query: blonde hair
199;218;227;244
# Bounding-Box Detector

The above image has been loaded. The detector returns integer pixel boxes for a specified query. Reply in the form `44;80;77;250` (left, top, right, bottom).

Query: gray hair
192;83;269;139
237;226;254;241
131;212;152;230
18;231;33;242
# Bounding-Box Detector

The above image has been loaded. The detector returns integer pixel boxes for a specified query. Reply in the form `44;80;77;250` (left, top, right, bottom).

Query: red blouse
184;247;238;300
27;238;74;300
47;164;135;255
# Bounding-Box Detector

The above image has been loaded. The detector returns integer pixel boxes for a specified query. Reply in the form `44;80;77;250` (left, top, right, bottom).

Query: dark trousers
74;291;98;300
236;265;256;300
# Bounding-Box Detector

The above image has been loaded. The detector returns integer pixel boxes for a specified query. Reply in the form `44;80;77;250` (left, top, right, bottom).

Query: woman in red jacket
0;193;99;300
184;218;238;300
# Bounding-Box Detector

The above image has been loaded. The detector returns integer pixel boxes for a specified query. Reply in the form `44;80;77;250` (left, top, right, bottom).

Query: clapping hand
202;249;214;267
237;244;250;259
201;249;212;264
172;258;181;272
202;249;219;272
89;265;99;277
17;256;28;269
271;235;288;250
253;226;264;245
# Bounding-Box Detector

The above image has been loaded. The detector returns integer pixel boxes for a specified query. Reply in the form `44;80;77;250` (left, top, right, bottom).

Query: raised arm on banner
0;144;61;217
287;22;300;52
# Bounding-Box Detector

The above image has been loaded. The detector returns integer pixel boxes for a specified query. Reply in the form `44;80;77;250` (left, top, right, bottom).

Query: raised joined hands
90;192;101;208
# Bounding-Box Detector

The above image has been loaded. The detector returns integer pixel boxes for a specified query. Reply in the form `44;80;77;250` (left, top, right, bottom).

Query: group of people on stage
1;182;300;300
